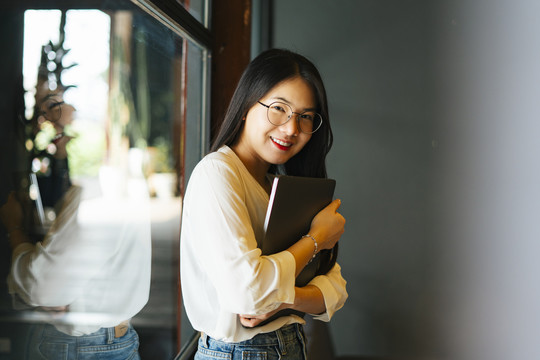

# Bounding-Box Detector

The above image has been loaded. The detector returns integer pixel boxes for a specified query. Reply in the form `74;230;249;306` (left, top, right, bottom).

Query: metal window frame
131;0;211;49
131;0;212;162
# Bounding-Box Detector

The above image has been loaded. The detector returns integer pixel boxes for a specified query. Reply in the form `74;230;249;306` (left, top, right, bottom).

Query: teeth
271;137;291;147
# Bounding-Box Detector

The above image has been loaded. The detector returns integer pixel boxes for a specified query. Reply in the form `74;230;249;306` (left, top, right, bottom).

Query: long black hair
210;49;338;275
210;48;333;178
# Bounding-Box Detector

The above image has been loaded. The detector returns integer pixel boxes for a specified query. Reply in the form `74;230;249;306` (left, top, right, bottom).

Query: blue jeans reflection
25;323;141;360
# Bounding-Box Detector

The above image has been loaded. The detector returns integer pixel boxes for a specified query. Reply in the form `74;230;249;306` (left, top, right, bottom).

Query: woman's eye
271;105;286;113
300;114;314;121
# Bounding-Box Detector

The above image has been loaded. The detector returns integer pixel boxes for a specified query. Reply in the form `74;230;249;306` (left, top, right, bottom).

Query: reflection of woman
181;49;348;359
0;179;151;359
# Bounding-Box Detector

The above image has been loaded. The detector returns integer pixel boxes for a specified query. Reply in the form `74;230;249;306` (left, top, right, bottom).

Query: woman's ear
242;108;250;121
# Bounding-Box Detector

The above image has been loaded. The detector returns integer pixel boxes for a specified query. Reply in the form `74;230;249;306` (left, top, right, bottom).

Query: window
0;1;210;358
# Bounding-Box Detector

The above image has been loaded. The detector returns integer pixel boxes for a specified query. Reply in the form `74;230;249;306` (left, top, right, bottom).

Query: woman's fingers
310;199;346;250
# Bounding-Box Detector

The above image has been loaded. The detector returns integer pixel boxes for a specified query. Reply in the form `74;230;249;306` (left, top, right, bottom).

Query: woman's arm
239;200;346;327
238;285;324;327
287;199;345;277
239;262;348;327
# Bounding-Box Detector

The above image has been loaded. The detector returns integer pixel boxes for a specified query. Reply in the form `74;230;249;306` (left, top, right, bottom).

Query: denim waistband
203;323;304;348
42;322;131;344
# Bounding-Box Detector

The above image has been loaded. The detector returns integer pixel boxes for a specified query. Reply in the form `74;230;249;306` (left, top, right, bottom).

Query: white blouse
180;146;347;342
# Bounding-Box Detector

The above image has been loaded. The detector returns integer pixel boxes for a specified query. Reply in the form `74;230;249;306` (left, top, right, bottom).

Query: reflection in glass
0;1;207;358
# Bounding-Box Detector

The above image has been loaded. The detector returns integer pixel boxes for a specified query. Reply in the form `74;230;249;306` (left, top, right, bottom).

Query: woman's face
38;96;76;132
234;76;315;172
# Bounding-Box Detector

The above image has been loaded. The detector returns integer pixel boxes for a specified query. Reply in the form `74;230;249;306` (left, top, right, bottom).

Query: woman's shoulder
189;146;246;187
186;147;248;200
197;146;240;173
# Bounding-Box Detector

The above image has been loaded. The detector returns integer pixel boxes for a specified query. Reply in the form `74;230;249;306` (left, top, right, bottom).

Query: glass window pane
1;1;208;358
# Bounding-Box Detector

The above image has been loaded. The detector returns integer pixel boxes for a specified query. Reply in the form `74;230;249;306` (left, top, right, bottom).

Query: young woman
180;49;348;359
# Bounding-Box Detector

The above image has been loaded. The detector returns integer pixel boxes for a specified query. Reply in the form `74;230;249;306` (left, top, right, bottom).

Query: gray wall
272;1;439;357
272;1;540;360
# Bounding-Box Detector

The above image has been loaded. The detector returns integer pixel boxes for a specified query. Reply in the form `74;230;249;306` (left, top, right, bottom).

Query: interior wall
271;1;540;359
271;1;439;357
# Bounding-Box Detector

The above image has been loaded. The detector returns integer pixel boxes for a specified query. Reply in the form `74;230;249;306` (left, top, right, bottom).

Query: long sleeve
7;186;104;307
308;262;348;321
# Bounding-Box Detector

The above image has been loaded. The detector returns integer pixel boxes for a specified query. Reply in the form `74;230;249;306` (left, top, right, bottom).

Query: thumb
331;198;342;211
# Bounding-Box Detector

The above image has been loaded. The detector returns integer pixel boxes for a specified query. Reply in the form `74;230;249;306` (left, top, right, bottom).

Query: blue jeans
195;323;307;360
24;323;141;360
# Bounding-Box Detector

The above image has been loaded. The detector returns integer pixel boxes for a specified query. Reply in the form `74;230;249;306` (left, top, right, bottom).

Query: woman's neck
230;145;271;194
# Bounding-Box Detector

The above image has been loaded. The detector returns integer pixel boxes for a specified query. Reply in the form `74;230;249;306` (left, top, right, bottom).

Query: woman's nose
280;115;300;136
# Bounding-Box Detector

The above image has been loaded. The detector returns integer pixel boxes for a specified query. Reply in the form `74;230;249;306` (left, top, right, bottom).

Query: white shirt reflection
8;170;151;336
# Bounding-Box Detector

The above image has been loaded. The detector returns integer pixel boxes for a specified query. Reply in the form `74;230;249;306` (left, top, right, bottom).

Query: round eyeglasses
258;101;323;134
40;97;64;123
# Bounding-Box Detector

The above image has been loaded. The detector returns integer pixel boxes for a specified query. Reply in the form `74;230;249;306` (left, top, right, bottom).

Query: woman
180;48;348;359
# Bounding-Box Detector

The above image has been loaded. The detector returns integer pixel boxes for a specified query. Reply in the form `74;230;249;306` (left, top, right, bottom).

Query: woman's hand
238;284;327;327
286;199;345;278
53;134;74;159
238;303;290;328
309;199;345;252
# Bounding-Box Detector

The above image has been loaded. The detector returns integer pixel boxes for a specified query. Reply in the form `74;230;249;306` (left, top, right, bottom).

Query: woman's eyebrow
271;96;317;112
48;101;65;110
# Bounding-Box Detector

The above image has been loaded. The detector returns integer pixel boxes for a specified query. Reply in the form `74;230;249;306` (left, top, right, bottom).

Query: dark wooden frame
210;0;252;141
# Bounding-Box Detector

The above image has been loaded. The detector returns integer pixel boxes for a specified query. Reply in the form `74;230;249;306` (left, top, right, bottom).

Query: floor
135;196;184;359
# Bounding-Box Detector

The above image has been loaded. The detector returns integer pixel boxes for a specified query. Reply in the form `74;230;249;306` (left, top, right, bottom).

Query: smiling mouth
270;136;292;149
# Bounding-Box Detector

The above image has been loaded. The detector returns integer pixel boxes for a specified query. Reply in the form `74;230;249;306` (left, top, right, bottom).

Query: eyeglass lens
41;99;63;122
266;102;322;134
